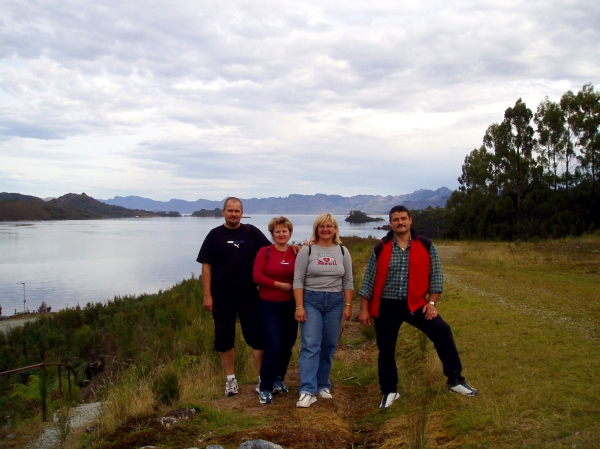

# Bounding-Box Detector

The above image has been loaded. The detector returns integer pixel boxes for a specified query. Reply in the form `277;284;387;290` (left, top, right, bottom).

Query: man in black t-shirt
196;197;270;396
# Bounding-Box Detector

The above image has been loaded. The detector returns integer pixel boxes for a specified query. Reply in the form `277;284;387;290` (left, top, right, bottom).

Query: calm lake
0;215;387;316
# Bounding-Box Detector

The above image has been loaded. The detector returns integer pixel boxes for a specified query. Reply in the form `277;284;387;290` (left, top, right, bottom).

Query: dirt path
197;316;451;449
25;402;102;449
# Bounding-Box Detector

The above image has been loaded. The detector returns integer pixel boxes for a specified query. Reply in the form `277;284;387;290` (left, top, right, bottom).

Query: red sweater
253;245;296;302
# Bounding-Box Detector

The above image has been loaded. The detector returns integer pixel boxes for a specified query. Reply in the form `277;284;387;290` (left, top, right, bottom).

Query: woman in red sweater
253;216;297;404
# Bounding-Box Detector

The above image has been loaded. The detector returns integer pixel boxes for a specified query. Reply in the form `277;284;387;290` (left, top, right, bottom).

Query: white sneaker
225;378;239;396
448;380;478;396
318;389;333;399
296;393;317;408
379;392;400;409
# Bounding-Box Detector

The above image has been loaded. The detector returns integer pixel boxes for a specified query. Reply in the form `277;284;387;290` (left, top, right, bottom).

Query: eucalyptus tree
534;97;568;191
560;89;583;192
458;145;495;194
483;121;511;196
574;84;600;192
503;99;537;209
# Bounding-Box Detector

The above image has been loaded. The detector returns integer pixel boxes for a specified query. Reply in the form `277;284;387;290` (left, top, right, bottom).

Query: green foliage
151;369;181;405
10;375;44;403
0;276;207;420
54;405;72;449
345;210;384;223
446;83;600;240
73;325;94;358
191;208;221;217
410;207;446;238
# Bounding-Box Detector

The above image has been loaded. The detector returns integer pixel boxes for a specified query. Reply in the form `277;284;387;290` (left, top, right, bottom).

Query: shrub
151;369;180;406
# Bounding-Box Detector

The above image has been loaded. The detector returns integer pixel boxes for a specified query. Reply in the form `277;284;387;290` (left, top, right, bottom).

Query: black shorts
212;289;266;352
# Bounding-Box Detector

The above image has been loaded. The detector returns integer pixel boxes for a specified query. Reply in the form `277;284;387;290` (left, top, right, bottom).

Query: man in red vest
358;205;477;409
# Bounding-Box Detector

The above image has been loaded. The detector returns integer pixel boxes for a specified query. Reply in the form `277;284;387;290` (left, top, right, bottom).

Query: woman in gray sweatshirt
293;213;354;408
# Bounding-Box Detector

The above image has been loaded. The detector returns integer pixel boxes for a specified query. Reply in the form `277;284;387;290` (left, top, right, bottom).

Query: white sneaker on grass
225;378;239;396
448;380;478;396
379;392;400;409
318;389;333;399
296;393;317;408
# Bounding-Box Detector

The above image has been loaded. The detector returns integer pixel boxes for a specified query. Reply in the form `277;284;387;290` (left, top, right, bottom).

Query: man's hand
358;296;371;326
359;309;371;327
423;303;438;320
203;295;214;312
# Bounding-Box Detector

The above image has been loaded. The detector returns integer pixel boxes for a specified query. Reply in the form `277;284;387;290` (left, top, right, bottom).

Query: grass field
426;238;600;448
4;237;599;449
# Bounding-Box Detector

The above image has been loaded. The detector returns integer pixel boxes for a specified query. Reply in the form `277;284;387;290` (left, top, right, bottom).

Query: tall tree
575;84;600;192
534;97;568;191
483;122;511;196
560;89;582;192
503;99;536;209
458;145;494;195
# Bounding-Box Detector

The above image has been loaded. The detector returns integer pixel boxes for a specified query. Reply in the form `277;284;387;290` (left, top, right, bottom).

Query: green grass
5;236;599;449
432;239;600;448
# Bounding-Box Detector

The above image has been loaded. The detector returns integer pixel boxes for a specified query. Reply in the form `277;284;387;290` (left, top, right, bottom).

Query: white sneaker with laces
296;393;317;408
318;389;333;399
448;380;478;396
379;392;400;409
225;378;239;396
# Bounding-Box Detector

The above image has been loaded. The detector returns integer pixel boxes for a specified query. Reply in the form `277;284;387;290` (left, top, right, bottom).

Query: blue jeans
298;290;344;395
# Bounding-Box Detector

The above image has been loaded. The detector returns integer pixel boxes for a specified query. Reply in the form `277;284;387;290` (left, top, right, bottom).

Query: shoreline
0;314;45;332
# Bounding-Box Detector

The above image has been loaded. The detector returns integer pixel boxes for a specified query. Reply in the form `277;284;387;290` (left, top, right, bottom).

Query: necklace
276;247;289;265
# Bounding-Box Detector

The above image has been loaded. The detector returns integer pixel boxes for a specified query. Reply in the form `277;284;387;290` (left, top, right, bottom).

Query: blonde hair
267;216;294;236
311;213;342;245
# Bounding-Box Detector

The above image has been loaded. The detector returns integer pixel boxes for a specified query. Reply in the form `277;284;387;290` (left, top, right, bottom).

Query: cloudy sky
1;0;598;201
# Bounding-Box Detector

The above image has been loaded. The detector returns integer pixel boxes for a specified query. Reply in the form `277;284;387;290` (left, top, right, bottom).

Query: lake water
0;215;387;316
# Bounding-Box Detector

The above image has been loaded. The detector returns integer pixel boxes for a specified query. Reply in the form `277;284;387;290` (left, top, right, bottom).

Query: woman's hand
278;282;292;292
342;304;352;321
358;309;371;327
295;307;306;322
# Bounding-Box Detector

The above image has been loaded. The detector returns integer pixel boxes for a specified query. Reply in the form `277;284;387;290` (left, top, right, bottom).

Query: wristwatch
429;301;436;307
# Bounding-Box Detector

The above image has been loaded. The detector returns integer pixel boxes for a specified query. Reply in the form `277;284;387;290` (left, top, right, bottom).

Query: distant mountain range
99;188;452;214
0;192;158;221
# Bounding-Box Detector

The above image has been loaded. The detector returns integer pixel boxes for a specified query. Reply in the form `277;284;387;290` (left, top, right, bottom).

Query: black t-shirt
196;224;270;298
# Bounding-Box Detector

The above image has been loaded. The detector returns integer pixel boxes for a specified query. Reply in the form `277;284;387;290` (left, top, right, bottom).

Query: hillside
100;187;452;214
0;192;158;221
2;237;598;448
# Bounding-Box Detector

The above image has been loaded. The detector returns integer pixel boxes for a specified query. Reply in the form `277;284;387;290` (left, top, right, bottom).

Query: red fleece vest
368;235;431;317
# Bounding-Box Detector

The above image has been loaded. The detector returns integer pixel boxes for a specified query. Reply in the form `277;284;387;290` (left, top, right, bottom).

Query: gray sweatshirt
293;244;354;292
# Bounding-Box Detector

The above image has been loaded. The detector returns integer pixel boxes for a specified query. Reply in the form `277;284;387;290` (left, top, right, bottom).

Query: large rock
238;440;284;449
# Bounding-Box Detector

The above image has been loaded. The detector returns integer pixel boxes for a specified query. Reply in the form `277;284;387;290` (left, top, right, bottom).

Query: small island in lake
345;210;385;223
155;211;182;217
191;208;222;217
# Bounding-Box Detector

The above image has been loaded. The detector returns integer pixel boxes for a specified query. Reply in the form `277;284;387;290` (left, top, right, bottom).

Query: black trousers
374;298;464;394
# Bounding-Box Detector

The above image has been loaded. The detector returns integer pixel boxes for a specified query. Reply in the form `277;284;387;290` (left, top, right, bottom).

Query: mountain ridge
0;192;158;221
99;187;452;214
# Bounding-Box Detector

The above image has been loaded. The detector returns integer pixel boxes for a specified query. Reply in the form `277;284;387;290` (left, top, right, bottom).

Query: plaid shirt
358;236;443;300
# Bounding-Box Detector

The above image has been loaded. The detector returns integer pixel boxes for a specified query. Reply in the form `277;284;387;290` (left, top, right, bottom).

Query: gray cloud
0;0;598;200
